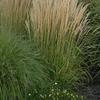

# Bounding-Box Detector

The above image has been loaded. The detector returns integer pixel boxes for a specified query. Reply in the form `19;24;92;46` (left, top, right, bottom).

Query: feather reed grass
0;0;49;99
29;0;89;85
0;0;32;33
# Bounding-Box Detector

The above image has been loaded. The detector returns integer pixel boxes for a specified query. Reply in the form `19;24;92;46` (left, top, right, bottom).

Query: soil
79;84;100;100
79;64;100;100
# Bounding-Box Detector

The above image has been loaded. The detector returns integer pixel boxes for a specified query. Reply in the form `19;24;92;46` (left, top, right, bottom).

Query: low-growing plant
0;32;48;100
88;0;100;27
28;82;84;100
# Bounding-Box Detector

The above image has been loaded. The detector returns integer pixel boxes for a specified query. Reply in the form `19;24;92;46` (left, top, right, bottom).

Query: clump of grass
88;0;100;27
28;0;89;86
81;27;100;82
81;0;100;81
0;0;93;99
0;0;32;33
0;0;49;99
0;32;48;100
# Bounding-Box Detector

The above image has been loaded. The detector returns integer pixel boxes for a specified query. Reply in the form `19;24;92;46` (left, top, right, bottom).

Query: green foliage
91;0;100;14
89;0;100;26
28;82;84;100
82;29;100;81
29;0;89;88
82;0;100;80
0;0;98;99
0;32;48;100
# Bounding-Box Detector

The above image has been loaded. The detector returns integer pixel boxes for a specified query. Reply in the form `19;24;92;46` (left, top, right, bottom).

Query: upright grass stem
29;0;89;85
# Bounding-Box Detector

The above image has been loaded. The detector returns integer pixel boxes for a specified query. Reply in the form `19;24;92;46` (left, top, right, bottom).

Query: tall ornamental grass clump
0;0;32;33
0;0;94;99
90;0;100;26
28;0;89;86
0;0;49;99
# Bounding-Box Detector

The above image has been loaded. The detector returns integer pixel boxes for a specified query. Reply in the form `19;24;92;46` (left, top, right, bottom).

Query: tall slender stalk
0;0;32;33
29;0;89;85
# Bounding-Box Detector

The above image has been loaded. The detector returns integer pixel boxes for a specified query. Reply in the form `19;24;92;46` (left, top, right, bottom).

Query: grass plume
29;0;89;86
0;0;32;33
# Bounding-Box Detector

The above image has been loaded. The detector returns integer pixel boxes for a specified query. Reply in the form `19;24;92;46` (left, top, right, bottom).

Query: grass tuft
0;32;48;99
28;0;90;86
